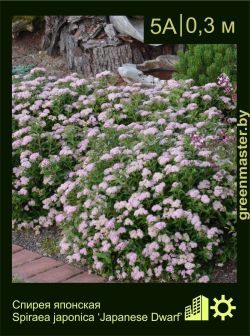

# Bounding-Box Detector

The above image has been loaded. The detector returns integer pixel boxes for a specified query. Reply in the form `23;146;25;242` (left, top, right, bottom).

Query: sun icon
210;295;236;321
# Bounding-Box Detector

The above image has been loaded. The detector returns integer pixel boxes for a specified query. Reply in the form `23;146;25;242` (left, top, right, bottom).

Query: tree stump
42;16;178;77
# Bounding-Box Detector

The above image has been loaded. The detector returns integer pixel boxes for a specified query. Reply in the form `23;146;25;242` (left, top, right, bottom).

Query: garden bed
12;67;237;283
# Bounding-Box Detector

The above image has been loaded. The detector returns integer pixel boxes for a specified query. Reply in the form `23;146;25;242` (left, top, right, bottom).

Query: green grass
12;276;24;283
41;235;60;256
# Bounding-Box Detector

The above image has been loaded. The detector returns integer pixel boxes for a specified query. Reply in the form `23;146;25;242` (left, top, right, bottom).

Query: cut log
42;16;69;55
42;16;178;77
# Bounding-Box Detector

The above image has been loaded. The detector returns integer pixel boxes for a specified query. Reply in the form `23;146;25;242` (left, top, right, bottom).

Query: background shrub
174;44;237;86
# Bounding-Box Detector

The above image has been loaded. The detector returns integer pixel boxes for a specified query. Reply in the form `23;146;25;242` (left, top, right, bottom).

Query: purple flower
18;188;28;196
217;73;233;95
200;195;210;204
198;275;210;283
55;214;65;223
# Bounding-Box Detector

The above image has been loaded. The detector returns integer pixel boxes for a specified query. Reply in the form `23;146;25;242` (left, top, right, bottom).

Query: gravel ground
211;260;237;283
12;228;90;273
12;227;63;261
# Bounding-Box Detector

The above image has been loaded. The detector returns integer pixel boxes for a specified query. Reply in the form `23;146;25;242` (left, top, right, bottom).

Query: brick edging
12;244;105;283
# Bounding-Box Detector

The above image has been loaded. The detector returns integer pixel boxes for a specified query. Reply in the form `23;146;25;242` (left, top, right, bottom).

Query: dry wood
42;16;178;77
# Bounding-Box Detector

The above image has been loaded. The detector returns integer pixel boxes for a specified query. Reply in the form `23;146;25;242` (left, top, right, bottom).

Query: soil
12;31;237;284
12;30;70;78
211;260;237;283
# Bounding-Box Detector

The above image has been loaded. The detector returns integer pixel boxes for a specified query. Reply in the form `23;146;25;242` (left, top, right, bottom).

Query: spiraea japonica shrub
12;68;236;282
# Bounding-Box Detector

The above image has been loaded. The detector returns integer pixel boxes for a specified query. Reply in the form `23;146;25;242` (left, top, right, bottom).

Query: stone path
12;244;105;283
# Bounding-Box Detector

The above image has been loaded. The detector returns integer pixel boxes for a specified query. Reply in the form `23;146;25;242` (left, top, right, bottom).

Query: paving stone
12;249;42;267
28;264;83;283
13;257;64;279
62;272;105;283
12;245;107;283
12;245;23;254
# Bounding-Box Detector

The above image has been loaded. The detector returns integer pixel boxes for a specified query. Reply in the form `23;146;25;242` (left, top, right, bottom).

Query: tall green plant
174;44;237;86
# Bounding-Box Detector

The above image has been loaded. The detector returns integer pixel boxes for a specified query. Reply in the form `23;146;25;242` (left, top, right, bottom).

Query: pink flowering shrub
12;68;237;282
